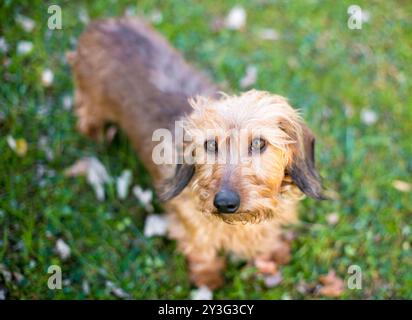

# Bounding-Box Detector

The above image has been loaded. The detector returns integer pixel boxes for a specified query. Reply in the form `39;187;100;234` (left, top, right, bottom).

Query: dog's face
162;90;323;223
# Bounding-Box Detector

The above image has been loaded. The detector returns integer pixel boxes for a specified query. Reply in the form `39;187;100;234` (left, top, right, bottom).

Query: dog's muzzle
213;189;240;214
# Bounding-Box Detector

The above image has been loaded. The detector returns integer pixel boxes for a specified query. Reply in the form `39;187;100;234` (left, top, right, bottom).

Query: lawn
0;0;411;299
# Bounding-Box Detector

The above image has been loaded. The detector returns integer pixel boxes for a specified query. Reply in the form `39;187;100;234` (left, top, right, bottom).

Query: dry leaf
41;68;54;87
133;185;153;211
16;41;33;55
361;109;377;125
392;180;411;193
258;28;280;41
143;214;169;237
65;157;111;201
106;281;129;299
326;212;340;225
0;37;9;53
116;170;132;200
15;14;35;32
56;239;71;260
318;270;344;297
191;286;213;300
7;135;28;156
239;65;257;88
224;6;246;30
263;271;283;288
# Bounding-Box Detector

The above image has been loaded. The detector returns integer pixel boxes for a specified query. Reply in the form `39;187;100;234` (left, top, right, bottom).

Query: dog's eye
250;138;266;153
204;139;218;153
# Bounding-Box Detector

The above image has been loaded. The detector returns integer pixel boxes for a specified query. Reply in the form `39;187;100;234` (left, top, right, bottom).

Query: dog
69;17;323;290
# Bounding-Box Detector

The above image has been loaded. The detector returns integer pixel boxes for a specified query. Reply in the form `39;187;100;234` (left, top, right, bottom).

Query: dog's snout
213;189;240;213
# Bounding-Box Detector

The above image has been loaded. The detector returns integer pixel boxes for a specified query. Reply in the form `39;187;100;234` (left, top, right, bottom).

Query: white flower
15;14;35;32
224;6;246;30
361;109;377;125
41;69;54;87
17;41;33;55
56;239;71;260
116;170;132;200
191;286;213;300
239;65;257;88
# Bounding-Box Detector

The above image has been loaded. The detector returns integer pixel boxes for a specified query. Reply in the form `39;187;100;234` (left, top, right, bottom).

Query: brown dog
69;17;323;290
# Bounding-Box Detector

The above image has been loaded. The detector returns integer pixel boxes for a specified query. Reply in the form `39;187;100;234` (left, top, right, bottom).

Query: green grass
1;0;411;299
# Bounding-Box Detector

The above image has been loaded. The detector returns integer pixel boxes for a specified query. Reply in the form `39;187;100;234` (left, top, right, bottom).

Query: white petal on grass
191;286;213;300
392;180;411;193
56;239;71;260
0;289;5;300
15;14;35;32
258;28;280;41
143;214;169;237
41;69;54;87
82;280;90;295
105;281;129;299
224;6;246;30
362;10;371;23
239;65;258;88
361;109;377;125
116;170;132;200
17;41;33;55
0;37;9;53
133;185;153;211
64;157;111;201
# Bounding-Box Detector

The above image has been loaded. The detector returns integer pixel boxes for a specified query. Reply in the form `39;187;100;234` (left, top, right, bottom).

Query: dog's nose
213;189;240;213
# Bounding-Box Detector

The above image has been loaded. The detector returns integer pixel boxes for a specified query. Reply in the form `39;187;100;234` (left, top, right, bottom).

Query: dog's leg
168;209;225;290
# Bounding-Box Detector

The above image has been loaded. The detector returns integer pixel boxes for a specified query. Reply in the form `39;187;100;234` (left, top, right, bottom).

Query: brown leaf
318;270;344;297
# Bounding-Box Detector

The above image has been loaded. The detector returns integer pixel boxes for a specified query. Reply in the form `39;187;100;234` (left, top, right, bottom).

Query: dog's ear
159;163;195;201
285;121;324;200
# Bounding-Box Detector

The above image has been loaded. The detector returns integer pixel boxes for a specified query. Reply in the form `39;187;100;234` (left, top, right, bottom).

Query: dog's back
69;17;217;180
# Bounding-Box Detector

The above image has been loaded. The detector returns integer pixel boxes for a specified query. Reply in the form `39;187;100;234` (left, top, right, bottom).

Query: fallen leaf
191;286;213;300
318;270;344;297
56;239;71;261
263;271;283;288
16;41;33;55
15;14;35;32
143;214;169;237
65;157;111;201
239;65;257;88
224;6;246;30
326;212;340;225
105;281;129;299
0;37;9;53
392;180;411;193
361;109;377;125
133;185;153;211
7;135;28;156
116;170;132;200
41;68;54;87
62;95;73;110
258;28;280;41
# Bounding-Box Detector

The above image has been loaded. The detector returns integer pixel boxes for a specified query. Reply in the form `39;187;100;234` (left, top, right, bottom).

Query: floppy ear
159;163;195;201
286;122;324;200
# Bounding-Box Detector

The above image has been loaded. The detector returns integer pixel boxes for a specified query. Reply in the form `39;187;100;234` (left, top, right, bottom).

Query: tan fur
70;17;322;290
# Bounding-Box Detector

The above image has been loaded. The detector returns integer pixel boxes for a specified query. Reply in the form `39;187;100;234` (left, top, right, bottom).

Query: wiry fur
70;17;323;290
